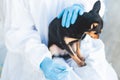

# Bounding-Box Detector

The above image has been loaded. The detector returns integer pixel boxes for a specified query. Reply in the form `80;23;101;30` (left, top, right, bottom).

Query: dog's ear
91;0;101;13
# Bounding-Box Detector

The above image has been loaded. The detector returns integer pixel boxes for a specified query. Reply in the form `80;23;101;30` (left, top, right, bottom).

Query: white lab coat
1;0;118;80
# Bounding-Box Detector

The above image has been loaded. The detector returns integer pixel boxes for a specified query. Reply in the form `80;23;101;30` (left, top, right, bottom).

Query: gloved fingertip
65;12;73;28
79;11;84;15
57;10;65;19
66;24;70;28
62;18;66;27
71;11;78;24
71;20;75;24
57;15;62;19
71;19;76;24
62;23;65;27
57;14;62;19
79;8;85;15
65;21;70;28
71;16;76;24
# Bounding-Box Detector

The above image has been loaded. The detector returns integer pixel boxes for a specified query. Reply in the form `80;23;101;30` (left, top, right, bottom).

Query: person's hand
57;4;84;28
40;57;68;80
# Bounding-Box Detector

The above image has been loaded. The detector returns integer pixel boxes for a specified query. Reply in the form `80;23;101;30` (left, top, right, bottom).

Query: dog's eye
95;32;98;34
91;23;99;29
93;23;99;27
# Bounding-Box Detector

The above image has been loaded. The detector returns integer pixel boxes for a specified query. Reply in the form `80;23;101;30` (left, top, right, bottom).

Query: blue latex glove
57;4;84;28
40;57;68;80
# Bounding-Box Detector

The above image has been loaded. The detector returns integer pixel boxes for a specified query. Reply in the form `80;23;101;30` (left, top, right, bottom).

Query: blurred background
0;0;120;79
101;0;120;79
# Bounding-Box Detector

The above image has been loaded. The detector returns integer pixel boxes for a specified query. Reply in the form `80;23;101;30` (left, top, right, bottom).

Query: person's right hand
40;57;68;80
57;4;84;28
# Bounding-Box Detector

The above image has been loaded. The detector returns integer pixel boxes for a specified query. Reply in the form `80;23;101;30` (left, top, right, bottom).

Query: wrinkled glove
40;57;68;80
57;4;84;28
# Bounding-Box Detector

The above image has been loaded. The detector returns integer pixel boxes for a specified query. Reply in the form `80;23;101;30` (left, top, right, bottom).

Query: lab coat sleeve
4;0;52;70
64;0;105;17
79;35;117;80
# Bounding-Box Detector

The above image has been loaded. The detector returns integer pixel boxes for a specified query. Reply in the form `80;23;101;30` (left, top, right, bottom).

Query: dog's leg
68;45;85;66
76;41;85;61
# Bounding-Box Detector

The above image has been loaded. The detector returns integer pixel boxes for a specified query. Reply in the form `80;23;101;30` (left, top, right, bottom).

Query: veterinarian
1;0;118;80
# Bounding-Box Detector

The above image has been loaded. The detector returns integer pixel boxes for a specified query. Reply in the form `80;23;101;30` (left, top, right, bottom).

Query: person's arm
4;0;51;70
4;0;69;79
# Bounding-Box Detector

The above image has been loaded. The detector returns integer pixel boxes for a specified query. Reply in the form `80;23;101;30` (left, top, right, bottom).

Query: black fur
48;1;103;58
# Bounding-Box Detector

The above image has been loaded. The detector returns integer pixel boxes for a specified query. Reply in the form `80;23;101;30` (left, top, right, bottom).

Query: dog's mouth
85;31;99;39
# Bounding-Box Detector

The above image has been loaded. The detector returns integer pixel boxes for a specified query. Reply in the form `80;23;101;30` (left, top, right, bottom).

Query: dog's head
82;0;103;39
63;1;103;45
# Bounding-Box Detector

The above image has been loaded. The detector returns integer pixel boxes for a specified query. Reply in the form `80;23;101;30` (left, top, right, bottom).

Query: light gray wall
0;0;120;79
101;0;120;79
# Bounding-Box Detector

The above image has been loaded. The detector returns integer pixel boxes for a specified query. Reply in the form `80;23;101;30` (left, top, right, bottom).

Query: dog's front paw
77;60;86;67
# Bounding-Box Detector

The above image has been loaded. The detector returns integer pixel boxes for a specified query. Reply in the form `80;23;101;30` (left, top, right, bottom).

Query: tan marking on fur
68;44;85;66
85;31;99;39
76;41;85;61
64;37;78;44
49;44;66;55
70;54;85;66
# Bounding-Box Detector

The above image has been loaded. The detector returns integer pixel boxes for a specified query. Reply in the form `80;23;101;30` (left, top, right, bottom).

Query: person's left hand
57;4;84;28
40;57;68;80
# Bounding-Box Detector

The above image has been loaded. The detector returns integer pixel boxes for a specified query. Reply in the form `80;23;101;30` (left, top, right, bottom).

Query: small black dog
48;1;103;66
